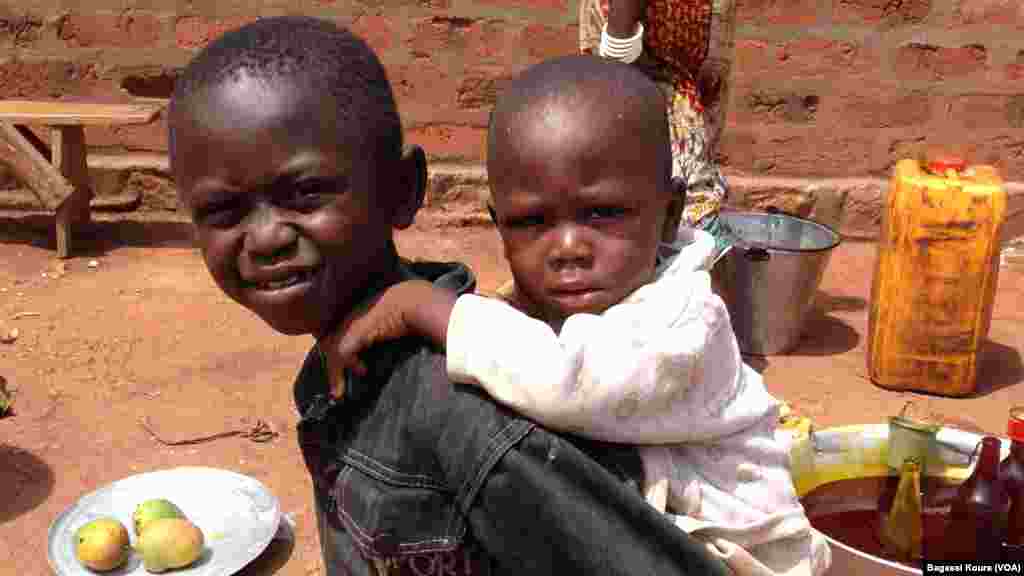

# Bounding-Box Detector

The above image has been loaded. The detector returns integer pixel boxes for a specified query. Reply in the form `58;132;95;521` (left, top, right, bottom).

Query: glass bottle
1002;408;1024;559
879;458;923;561
944;436;1006;562
1004;498;1024;562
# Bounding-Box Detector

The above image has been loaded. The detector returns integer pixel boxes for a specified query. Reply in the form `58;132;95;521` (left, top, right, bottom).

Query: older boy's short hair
169;15;402;167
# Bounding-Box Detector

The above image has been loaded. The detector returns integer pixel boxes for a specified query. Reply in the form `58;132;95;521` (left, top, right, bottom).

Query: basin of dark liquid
800;475;961;570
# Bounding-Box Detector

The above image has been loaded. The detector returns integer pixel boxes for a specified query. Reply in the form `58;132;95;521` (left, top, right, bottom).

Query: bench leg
0;121;69;211
52;126;92;259
55;191;91;259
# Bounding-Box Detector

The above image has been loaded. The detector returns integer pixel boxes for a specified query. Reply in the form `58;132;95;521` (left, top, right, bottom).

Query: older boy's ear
393;144;427;229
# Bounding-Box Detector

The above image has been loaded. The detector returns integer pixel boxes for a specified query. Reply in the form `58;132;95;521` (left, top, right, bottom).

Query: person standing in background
580;0;736;252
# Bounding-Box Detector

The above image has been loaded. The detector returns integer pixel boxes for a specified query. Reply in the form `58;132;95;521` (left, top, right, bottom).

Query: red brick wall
1;0;1022;181
726;0;1024;181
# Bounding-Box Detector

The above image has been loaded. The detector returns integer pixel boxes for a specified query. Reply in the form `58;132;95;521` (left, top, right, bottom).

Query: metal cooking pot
712;210;841;355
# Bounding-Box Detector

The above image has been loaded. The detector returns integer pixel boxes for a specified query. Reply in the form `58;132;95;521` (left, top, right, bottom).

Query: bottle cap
926;155;967;175
1009;407;1024;442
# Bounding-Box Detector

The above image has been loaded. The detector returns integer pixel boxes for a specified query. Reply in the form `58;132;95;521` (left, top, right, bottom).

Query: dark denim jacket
294;261;728;576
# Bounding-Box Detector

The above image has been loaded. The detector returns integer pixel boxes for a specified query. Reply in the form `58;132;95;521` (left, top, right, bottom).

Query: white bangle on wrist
599;22;644;64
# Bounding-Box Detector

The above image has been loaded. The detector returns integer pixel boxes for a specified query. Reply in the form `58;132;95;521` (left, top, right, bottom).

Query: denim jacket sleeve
466;426;733;576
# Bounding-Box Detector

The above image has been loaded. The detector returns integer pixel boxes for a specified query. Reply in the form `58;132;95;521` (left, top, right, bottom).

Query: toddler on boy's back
326;55;830;576
167;15;735;576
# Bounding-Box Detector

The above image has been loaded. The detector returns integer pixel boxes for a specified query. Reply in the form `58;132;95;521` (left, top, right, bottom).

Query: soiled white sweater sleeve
446;271;772;444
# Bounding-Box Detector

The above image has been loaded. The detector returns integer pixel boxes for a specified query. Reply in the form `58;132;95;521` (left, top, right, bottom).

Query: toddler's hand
319;280;457;397
321;280;430;377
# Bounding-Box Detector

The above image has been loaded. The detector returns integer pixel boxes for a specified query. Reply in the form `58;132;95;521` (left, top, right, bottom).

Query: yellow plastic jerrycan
868;157;1007;397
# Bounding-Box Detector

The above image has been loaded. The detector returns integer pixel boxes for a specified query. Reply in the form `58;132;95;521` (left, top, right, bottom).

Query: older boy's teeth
262;273;304;290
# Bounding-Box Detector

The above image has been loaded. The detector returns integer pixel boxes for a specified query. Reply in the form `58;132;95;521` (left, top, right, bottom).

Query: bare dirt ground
1;208;1022;575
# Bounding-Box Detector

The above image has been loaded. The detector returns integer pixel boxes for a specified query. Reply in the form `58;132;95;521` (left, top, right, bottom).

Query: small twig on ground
138;417;278;446
0;376;11;417
11;312;40;320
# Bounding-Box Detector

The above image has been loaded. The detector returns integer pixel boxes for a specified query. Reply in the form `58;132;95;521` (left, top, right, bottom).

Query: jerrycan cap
923;150;967;175
1008;407;1024;442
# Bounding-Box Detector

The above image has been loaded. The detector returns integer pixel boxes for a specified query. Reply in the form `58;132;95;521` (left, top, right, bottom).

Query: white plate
48;467;281;576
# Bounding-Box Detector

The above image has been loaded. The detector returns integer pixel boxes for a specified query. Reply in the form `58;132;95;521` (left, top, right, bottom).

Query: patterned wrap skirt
579;0;736;248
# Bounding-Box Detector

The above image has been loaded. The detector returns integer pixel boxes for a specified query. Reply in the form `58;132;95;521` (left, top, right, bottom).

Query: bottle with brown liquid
1002;408;1024;560
943;436;1006;562
879;458;923;561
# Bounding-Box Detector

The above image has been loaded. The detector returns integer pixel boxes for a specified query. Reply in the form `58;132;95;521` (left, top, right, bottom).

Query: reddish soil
1;208;1022;575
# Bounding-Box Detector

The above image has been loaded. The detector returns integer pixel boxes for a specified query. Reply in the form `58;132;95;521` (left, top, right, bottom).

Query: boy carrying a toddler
168;16;736;576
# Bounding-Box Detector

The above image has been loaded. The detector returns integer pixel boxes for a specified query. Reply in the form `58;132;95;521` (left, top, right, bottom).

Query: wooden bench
0;100;164;258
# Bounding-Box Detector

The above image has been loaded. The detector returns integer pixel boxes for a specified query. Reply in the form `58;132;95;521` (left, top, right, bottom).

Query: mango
74;517;131;572
132;498;185;537
135;517;205;573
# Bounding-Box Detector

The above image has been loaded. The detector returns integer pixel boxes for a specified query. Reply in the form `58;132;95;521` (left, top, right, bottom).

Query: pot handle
744;247;771;261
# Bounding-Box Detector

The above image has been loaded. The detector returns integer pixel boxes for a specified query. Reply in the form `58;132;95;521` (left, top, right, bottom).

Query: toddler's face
488;103;672;328
170;76;400;336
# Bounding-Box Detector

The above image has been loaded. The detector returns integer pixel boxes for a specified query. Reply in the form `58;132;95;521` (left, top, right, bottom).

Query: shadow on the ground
0;444;55;523
814;291;868;313
0;213;195;257
1000;206;1024;244
791;312;861;356
973;339;1024;397
236;521;295;576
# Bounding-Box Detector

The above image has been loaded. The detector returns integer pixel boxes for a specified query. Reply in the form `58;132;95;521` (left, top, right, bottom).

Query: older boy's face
489;100;671;327
171;75;400;336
